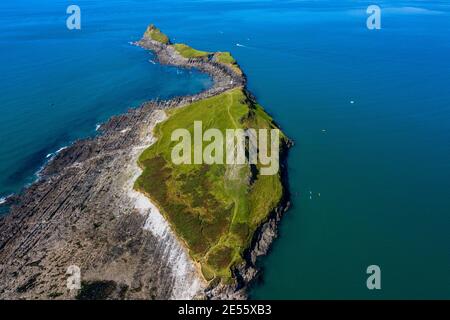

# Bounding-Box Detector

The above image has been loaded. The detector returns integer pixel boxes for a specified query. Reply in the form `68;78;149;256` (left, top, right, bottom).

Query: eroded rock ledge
0;25;290;300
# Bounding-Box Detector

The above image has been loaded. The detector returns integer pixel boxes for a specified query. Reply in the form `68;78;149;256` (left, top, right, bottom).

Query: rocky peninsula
0;25;291;300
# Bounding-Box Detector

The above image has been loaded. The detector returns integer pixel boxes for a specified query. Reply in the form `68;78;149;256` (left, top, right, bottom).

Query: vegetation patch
173;43;210;59
214;52;242;75
215;52;236;64
135;88;287;283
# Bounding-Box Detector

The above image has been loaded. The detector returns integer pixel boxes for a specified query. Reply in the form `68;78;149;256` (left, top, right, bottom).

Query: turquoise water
1;0;449;298
0;0;212;202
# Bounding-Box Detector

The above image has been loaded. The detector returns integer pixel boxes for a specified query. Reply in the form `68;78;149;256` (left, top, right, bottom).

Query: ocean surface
1;0;449;299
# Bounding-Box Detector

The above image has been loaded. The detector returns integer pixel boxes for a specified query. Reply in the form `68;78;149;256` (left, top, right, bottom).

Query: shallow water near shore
1;0;449;298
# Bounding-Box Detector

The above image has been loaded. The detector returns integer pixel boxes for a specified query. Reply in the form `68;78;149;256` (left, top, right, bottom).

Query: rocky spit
0;32;290;300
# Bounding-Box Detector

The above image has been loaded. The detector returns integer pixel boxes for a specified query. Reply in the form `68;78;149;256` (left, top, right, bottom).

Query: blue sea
1;0;449;298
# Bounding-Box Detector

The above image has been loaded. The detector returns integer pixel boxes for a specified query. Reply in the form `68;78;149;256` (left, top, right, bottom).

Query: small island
136;25;291;288
0;24;291;300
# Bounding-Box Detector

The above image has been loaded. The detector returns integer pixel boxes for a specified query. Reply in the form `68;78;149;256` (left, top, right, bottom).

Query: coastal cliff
0;24;291;300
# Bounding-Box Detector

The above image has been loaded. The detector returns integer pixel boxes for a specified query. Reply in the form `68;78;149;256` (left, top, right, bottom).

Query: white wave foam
0;194;13;205
95;124;101;131
56;146;67;154
36;145;69;180
44;146;68;161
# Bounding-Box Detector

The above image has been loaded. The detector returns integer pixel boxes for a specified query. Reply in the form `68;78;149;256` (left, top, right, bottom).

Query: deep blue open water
1;0;449;298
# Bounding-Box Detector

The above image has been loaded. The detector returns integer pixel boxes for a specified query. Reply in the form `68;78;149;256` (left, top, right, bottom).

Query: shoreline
0;25;291;300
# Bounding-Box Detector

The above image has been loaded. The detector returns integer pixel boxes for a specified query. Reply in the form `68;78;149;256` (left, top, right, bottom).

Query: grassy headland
135;87;288;283
173;43;210;59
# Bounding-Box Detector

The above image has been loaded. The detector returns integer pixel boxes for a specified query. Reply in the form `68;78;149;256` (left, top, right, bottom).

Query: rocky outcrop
136;37;246;94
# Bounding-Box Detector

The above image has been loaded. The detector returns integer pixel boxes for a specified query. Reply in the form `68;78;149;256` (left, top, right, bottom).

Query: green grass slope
214;52;243;75
135;88;287;283
172;43;210;59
